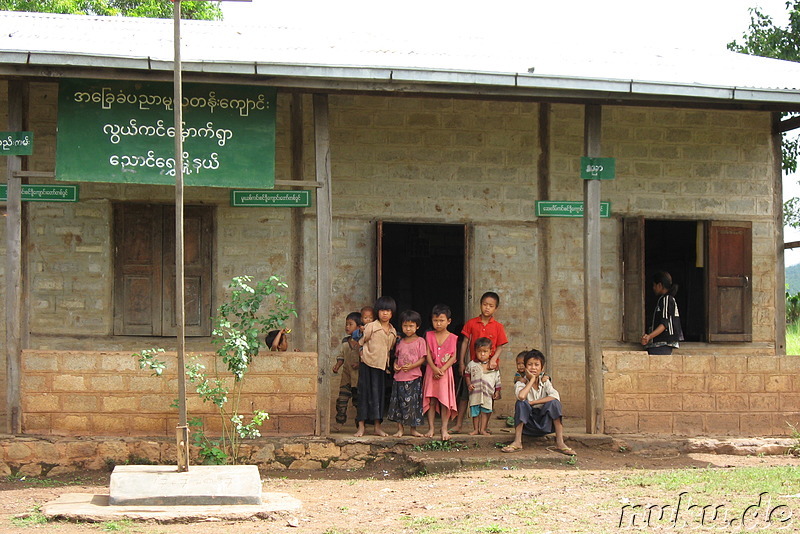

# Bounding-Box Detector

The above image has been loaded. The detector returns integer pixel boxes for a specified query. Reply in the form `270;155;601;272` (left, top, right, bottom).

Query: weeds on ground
787;422;800;456
4;474;89;487
105;454;157;471
11;504;48;527
412;440;468;452
101;519;135;532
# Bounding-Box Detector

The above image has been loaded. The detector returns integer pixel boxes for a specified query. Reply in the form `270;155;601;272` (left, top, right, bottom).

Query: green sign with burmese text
536;201;611;218
56;79;276;188
0;184;79;202
0;131;33;156
580;157;616;180
231;190;311;207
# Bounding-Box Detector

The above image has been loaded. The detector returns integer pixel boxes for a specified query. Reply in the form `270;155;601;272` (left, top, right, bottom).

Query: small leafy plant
136;275;296;465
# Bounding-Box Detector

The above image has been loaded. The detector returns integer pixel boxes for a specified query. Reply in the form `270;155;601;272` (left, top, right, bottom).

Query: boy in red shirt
451;291;508;433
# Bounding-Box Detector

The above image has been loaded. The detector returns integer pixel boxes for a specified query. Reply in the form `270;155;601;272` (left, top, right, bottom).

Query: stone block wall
604;351;800;436
21;350;318;436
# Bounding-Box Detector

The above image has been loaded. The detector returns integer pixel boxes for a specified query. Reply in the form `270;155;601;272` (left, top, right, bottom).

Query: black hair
480;291;500;306
374;296;396;314
474;337;492;350
524;349;546;367
361;306;375;316
515;351;527;361
399;309;422;327
653;271;679;297
346;311;364;326
431;303;452;319
265;329;282;350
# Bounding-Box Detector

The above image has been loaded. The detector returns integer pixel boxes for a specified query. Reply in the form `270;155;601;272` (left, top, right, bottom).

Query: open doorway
644;220;705;342
378;222;466;334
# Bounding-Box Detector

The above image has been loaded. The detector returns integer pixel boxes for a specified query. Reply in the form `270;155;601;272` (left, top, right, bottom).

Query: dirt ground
2;440;799;534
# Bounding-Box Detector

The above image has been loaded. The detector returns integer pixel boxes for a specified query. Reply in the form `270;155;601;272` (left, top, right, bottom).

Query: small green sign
535;201;611;218
580;157;616;180
0;131;34;156
0;184;79;202
231;190;311;207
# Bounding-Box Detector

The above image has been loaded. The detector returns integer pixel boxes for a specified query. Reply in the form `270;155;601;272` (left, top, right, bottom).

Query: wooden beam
537;103;553;362
583;104;604;435
775;113;788;354
314;94;333;437
785;240;800;250
774;115;800;134
5;80;26;435
290;93;306;376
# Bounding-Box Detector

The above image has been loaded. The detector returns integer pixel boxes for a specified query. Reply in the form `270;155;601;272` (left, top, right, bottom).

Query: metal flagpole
173;0;190;472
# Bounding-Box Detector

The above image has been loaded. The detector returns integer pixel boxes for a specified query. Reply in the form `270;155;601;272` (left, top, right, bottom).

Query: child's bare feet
479;430;491;436
441;431;451;441
449;425;462;434
410;429;424;437
353;425;365;438
468;429;480;436
424;429;434;438
393;429;404;437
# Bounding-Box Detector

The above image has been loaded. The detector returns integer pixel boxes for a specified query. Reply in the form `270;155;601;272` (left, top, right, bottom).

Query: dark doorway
644;220;705;342
379;222;466;334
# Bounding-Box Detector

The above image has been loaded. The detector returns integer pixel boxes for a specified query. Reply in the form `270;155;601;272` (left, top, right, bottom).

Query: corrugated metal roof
2;11;800;106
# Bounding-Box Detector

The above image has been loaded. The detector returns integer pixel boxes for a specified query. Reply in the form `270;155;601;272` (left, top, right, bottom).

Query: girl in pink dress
423;303;459;440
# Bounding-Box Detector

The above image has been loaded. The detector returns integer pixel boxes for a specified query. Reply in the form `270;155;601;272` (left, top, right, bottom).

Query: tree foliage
0;0;222;20
729;1;800;225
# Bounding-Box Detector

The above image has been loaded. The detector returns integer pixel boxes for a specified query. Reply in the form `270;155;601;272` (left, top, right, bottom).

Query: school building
2;11;800;440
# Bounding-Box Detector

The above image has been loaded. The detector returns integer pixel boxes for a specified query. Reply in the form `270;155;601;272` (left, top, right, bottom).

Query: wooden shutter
113;204;163;335
707;221;752;342
162;206;214;337
622;217;645;342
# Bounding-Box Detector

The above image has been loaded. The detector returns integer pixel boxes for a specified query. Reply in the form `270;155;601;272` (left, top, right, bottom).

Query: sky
222;0;800;264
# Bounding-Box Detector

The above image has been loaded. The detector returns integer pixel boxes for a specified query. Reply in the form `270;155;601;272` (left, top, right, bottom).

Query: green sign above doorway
535;201;611;218
0;184;79;202
231;190;311;207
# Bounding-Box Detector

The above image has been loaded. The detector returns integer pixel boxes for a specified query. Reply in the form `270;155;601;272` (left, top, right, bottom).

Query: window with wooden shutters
113;204;213;336
622;218;752;343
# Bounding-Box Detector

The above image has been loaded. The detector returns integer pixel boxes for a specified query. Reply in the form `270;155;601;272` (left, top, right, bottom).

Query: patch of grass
477;525;512;533
4;474;89;487
101;519;135;532
788;422;800;456
412;440;468;452
621;466;800;495
11;504;48;527
786;322;800;355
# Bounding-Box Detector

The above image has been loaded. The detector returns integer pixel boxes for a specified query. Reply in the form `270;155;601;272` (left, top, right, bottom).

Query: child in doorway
501;349;575;456
355;296;397;437
452;291;508;433
387;309;426;437
423;304;459;440
332;311;363;426
465;337;501;435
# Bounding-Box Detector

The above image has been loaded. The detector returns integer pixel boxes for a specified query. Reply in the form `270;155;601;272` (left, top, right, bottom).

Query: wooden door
707;221;752;342
113;204;163;335
622;217;645;342
162;206;214;336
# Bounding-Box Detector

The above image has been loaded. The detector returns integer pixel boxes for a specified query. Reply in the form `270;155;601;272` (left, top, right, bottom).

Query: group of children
331;291;575;455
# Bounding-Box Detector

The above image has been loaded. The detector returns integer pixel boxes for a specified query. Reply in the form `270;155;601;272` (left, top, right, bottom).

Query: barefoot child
423;304;458;440
465;337;501;435
502;350;575;456
332;311;363;426
387;310;426;437
355;296;397;437
452;291;508;433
